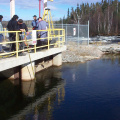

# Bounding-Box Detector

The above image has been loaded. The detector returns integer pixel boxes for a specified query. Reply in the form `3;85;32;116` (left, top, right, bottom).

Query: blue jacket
31;20;38;30
37;20;48;41
37;21;48;30
37;21;49;33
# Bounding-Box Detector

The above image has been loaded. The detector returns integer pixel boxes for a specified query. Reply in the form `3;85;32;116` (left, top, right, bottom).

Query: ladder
42;8;55;38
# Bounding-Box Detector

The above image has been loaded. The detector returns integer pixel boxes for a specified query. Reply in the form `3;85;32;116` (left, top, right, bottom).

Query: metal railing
0;29;65;58
21;23;120;46
27;23;89;45
53;22;89;45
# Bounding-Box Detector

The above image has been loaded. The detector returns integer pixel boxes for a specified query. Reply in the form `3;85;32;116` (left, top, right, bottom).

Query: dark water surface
0;55;120;120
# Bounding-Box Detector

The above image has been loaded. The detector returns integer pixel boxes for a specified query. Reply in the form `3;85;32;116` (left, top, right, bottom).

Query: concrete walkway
0;46;66;72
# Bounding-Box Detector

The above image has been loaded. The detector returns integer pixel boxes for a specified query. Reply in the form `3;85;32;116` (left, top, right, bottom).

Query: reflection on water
0;67;65;120
0;55;120;120
102;54;120;65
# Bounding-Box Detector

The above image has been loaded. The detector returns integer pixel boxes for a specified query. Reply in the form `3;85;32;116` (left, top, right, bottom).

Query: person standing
0;15;4;53
18;19;29;50
18;19;28;33
31;15;38;30
37;17;48;47
7;15;19;51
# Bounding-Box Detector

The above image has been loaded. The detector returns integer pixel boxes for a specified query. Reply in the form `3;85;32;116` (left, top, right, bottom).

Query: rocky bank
62;43;120;63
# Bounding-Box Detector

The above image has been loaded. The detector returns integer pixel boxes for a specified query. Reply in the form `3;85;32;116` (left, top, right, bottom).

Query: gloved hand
38;34;40;38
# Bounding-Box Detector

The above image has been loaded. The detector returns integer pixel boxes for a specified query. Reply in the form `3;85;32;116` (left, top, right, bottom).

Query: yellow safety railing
0;29;65;58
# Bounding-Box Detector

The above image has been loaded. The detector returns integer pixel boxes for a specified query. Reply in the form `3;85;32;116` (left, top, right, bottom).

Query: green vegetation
56;0;120;36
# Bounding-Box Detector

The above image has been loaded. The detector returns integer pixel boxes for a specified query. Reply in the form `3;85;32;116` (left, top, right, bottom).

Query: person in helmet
31;15;38;30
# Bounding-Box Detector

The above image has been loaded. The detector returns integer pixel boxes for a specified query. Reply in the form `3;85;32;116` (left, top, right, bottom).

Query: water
0;55;120;120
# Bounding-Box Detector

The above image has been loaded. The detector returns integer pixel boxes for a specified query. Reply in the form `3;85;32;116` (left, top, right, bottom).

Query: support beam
35;57;53;73
10;0;15;18
53;53;62;66
21;62;35;81
0;46;66;81
22;81;35;97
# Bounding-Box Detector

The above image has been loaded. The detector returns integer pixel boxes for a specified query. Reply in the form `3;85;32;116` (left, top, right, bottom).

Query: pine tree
56;0;120;35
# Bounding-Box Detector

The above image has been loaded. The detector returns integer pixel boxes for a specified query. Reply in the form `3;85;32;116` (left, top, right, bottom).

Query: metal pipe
88;20;89;45
66;24;67;45
10;0;15;18
62;18;63;29
78;18;79;46
39;0;41;17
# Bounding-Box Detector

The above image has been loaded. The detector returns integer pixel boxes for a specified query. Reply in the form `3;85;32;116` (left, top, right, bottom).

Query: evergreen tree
55;0;120;36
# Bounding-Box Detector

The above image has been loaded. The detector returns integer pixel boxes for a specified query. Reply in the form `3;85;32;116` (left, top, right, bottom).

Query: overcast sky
0;0;102;21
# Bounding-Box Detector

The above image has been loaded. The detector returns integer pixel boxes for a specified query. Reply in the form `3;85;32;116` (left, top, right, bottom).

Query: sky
0;0;102;21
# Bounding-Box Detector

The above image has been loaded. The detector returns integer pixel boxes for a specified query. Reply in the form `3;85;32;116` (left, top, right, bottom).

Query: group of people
0;14;48;53
7;15;28;51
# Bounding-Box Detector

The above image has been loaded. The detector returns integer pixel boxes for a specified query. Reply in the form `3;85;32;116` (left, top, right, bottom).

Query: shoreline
62;43;120;63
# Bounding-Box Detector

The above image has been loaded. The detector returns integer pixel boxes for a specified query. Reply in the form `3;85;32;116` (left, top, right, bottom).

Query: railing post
58;30;60;47
34;45;36;53
62;20;63;29
78;21;79;46
16;32;19;58
48;30;50;50
62;29;64;46
66;24;67;45
4;28;7;40
88;20;89;45
64;29;65;44
34;33;36;53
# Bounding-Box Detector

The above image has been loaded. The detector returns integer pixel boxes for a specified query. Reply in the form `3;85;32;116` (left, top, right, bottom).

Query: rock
62;44;103;63
101;48;109;52
108;47;114;53
115;48;120;52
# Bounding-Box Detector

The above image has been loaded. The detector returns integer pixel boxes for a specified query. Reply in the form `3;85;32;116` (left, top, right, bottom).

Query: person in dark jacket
31;15;38;30
18;19;29;50
7;15;19;51
18;19;28;33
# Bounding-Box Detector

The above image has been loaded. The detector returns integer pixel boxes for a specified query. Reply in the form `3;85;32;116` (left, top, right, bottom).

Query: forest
56;0;120;36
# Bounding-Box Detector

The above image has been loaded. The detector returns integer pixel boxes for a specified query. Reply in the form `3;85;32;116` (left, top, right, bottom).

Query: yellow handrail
0;29;65;58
